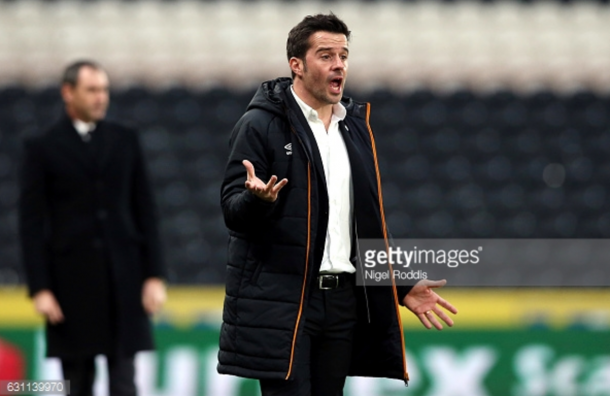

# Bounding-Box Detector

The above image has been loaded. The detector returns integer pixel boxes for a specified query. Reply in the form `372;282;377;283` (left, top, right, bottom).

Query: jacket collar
247;77;366;121
289;85;347;124
54;114;116;175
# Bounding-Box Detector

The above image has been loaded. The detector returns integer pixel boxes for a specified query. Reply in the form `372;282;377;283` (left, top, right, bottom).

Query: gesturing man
18;60;166;396
218;14;457;396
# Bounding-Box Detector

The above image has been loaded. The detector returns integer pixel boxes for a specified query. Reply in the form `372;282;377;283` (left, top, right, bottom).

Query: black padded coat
218;78;410;383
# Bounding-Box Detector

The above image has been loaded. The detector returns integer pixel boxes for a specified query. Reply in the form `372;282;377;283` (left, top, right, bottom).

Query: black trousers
60;355;136;396
260;275;358;396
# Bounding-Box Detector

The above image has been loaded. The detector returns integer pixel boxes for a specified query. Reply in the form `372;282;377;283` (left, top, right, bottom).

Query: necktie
82;125;95;142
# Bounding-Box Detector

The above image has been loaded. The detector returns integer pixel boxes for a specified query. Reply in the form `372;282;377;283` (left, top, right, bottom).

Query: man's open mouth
330;77;343;94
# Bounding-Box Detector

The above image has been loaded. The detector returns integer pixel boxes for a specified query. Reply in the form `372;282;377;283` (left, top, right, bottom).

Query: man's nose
332;56;346;70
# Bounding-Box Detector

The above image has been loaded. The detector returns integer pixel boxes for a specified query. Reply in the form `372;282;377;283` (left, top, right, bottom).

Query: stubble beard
301;61;340;106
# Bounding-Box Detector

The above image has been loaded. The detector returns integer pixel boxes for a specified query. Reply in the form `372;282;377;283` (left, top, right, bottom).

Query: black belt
316;273;355;290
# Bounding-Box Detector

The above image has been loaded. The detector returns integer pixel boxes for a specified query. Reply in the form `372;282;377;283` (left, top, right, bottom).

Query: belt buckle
319;274;339;290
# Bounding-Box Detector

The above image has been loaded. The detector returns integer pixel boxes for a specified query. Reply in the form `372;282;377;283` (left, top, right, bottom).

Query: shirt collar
72;119;96;137
290;85;346;123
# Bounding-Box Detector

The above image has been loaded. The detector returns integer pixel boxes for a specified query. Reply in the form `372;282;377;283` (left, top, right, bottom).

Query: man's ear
60;84;73;104
289;57;304;78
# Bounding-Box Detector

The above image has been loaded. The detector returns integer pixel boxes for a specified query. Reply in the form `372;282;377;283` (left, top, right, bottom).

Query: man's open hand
403;279;458;330
243;160;288;202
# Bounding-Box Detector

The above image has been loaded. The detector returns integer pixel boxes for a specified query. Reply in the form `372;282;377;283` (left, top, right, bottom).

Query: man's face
62;66;109;122
296;31;349;108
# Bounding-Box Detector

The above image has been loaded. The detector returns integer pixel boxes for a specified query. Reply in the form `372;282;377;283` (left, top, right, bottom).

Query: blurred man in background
219;14;456;396
18;60;166;396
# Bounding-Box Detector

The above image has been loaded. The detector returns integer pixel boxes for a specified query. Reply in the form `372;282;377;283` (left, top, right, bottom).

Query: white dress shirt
291;86;356;274
73;119;96;141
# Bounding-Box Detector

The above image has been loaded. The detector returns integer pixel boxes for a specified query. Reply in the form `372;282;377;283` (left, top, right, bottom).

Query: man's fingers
39;297;64;324
46;309;56;324
143;294;154;313
271;178;289;194
147;300;162;314
48;305;64;325
245;171;287;202
145;294;162;314
434;307;454;327
417;313;433;329
242;160;256;181
427;311;444;330
56;306;64;323
142;284;166;315
425;279;447;289
152;298;163;313
143;299;151;314
265;175;278;191
245;180;264;194
245;180;257;192
144;299;154;314
52;312;64;324
438;297;458;314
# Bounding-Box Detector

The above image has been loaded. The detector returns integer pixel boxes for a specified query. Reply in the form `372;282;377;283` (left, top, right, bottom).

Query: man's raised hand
243;160;288;202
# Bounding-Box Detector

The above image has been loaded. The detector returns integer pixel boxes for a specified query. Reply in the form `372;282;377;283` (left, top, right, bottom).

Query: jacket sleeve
130;130;166;280
18;138;51;296
221;112;278;233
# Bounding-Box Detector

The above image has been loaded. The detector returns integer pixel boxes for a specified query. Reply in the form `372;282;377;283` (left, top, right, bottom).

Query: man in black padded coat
18;60;166;396
218;14;458;396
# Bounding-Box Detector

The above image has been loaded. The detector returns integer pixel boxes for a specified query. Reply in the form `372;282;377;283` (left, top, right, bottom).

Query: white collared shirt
73;119;96;140
291;86;356;274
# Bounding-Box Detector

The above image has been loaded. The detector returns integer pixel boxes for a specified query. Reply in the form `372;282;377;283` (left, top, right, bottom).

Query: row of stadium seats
0;87;609;285
1;1;609;92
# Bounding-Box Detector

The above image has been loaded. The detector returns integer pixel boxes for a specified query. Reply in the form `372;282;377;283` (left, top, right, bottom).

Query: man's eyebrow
315;46;350;54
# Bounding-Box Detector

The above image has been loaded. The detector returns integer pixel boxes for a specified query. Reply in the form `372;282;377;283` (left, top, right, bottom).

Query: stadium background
0;1;610;395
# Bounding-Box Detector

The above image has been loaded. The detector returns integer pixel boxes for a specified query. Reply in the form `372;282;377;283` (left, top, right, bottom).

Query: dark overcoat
18;115;164;358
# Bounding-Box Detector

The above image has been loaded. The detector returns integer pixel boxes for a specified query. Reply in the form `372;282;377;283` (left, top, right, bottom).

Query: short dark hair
61;60;103;87
286;13;351;78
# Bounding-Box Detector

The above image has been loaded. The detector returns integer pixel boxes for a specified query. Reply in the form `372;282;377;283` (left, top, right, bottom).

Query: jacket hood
246;77;362;119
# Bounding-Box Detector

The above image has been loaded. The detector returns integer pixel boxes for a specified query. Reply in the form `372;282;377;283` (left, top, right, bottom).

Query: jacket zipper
365;103;410;384
284;110;408;383
285;129;312;380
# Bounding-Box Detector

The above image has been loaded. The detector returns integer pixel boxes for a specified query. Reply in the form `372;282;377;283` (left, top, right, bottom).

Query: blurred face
291;31;349;109
62;66;109;123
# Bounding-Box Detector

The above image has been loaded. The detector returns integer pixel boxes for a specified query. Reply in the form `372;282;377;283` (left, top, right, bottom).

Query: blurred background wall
1;1;610;395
